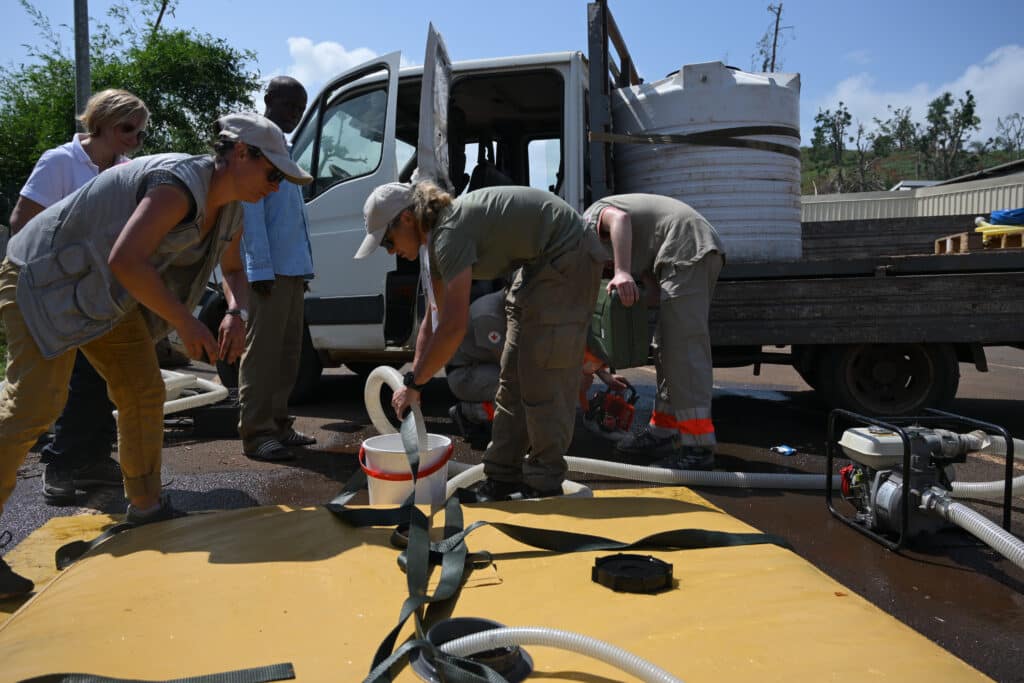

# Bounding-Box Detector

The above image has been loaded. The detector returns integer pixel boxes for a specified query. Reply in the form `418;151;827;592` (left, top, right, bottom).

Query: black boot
0;532;34;599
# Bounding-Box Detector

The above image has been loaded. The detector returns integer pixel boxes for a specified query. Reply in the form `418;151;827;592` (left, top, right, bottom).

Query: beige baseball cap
354;182;415;259
216;112;312;185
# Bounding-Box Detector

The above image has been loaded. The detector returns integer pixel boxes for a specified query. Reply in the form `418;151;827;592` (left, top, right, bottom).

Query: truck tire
288;326;323;404
817;343;959;416
197;286;322;404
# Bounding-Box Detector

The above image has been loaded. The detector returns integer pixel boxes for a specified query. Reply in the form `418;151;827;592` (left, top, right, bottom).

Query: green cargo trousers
483;230;604;491
0;260;165;513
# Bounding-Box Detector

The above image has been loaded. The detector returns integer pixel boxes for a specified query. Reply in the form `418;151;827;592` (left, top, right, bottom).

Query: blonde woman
8;89;151;507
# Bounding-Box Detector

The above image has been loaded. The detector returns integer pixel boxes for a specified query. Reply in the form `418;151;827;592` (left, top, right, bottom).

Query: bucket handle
359;442;454;481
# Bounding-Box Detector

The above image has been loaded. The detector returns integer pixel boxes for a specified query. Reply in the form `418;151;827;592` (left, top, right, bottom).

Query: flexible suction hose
364;365;1020;501
923;489;1024;571
113;372;229;419
442;626;683;683
363;366;429;467
950;435;1024;500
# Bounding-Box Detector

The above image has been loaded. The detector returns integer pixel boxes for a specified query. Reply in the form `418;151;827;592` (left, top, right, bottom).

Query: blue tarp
990;208;1024;225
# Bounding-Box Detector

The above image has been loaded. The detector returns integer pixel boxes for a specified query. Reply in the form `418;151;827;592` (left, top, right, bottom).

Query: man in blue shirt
238;77;316;461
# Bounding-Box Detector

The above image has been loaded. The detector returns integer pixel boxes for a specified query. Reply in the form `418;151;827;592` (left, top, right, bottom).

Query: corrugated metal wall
801;173;1024;222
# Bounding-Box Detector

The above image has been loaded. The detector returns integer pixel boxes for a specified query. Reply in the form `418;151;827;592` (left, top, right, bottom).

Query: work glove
251;280;274;296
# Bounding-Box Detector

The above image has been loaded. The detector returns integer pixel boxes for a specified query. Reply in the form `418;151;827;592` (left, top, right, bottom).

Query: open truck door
412;24;454;193
290;52;402;352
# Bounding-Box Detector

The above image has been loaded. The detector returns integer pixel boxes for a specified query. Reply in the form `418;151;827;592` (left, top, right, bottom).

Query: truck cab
241;36;592;396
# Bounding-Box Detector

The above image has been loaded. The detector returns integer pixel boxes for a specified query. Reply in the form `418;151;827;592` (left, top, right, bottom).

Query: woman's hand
218;313;246;364
608;271;639;307
176;317;219;364
392;386;420;419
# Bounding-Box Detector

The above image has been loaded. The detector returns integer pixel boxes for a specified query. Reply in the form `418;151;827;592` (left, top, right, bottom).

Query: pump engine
837;425;988;537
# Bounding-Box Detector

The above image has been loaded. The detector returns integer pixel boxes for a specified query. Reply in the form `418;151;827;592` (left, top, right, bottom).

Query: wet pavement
3;347;1022;680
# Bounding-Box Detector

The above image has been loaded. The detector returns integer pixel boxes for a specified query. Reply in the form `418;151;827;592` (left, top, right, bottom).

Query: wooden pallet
934;231;1023;254
934;232;985;254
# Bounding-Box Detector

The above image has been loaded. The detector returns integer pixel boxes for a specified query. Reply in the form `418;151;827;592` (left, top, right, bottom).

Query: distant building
889;179;940;192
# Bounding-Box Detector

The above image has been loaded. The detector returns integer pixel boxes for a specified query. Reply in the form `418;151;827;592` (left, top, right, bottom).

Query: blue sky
4;0;1023;145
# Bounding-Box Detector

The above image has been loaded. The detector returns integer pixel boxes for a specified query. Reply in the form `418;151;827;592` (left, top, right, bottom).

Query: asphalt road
3;346;1022;681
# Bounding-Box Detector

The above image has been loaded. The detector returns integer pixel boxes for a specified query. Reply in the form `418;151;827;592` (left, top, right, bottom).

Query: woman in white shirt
7;89;150;507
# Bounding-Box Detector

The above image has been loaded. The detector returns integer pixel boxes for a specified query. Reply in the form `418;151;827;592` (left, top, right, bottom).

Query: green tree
994;113;1024;159
0;0;261;220
917;90;981;179
873;105;918;154
810;102;852;192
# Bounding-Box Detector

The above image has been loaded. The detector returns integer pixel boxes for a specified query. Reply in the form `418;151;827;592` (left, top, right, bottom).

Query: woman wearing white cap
355;182;604;502
0;112;312;599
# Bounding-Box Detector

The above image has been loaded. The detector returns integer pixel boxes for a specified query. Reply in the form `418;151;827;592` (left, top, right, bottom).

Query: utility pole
768;3;782;73
74;0;90;131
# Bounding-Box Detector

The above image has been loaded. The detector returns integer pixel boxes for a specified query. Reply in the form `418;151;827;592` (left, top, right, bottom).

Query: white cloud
284;37;381;95
813;44;1024;144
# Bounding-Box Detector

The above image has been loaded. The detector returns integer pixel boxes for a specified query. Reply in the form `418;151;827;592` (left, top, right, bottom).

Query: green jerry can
589;280;649;369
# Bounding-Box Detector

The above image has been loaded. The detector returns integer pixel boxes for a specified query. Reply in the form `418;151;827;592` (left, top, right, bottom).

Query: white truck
200;2;1024;415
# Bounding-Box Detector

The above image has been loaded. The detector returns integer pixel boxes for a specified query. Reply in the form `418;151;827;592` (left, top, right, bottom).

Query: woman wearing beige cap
0;112;312;599
355;182;604;502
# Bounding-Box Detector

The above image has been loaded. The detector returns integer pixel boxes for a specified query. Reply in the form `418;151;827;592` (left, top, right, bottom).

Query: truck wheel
288;326;323;404
817;343;959;416
197;287;321;404
196;286;239;389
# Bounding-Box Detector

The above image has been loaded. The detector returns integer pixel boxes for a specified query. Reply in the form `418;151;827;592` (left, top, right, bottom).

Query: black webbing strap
18;662;295;683
590;124;801;159
326;449;791;682
55;521;137;570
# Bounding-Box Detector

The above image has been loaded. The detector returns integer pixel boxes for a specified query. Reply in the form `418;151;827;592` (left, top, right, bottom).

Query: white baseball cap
354;182;415;259
216;112;312;185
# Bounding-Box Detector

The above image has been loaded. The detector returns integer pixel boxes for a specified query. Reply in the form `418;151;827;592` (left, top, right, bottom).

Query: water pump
836;425;988;537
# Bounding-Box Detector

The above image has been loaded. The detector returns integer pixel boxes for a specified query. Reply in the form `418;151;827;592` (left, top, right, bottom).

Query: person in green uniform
584;193;726;470
354;182;604;500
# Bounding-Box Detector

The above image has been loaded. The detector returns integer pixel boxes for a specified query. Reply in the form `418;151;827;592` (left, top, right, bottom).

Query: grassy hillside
800;148;1020;195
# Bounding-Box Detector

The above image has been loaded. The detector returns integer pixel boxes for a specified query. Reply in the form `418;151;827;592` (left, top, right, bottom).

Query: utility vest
7;153;243;359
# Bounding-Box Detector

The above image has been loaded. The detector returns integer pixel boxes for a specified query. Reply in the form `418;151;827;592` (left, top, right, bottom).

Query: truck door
290;52;401;351
412;24;453;193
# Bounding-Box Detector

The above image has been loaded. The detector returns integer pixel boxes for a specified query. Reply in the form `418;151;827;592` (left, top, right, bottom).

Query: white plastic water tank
610;62;802;262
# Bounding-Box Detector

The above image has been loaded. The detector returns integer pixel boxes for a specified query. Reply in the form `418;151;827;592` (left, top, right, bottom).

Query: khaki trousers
237;276;306;452
0;260;164;513
483;231;604;491
651;251;724;447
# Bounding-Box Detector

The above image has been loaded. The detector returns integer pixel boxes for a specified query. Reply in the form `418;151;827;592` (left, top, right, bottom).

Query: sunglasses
381;212;404;251
246;146;287;183
117;122;147;142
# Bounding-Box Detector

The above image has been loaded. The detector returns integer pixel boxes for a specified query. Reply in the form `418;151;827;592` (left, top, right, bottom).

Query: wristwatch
225;308;249;323
403;371;428;391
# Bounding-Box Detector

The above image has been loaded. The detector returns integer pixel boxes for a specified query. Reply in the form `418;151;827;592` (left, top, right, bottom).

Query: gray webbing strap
19;662;295;683
590;124;801;159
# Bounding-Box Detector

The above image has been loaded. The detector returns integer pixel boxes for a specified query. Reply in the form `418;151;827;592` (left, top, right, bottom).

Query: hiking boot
449;405;491;448
72;456;123;487
42;463;77;505
280;428;316;447
615;428;682;457
463;478;524;503
650;447;715;471
0;532;34;599
245;439;294;462
125;494;187;526
517;483;564;500
43;457;123;505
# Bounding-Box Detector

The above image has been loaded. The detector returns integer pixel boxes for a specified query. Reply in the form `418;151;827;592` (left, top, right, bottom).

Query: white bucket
359;433;453;505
